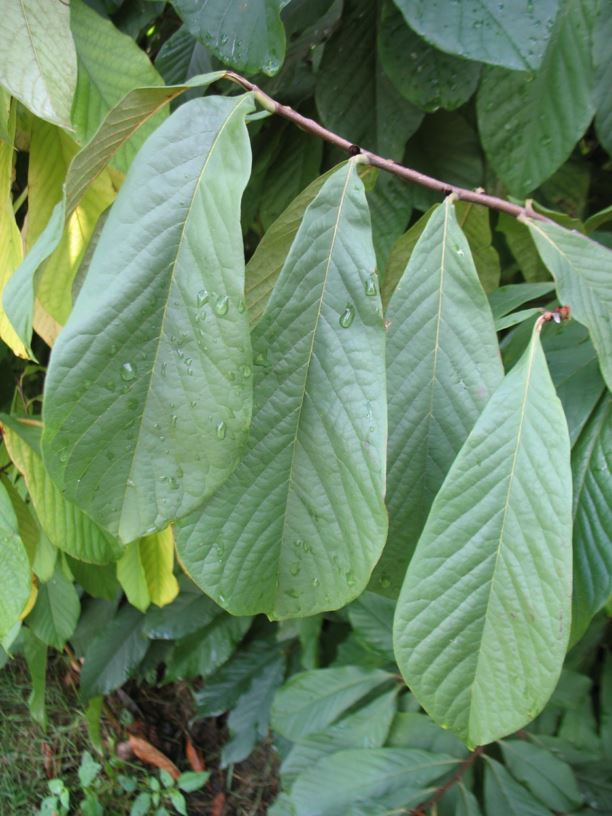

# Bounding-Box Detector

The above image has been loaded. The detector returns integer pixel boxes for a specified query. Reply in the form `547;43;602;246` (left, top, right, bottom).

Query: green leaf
386;712;468;759
477;0;597;196
601;652;612;756
455;202;501;294
379;2;481;112
0;0;77;127
117;529;179;612
315;0;423;157
27;564;80;650
593;0;612;156
393;321;573;746
176;159;387;618
570;394;611;644
70;0;166;172
489;283;557;320
271;666;393;742
484;757;552;816
70;597;120;659
1;72;224;358
143;587;221;640
155;26;213;86
42;94;254;543
177;771;210;793
85;696;104;754
440;782;482;816
23;629;48;729
347;593;395;660
392;0;559;71
497;214;550;283
371;199;503;595
495;308;542;332
289;748;457;815
165;613;252;682
245;163;346;326
381;207;436;307
0;417;122;564
130;792;152;816
172;0;286;76
0;480;31;637
67;557;119;601
367;173;413;273
524;218;612;392
80;605;149;699
500;740;583;811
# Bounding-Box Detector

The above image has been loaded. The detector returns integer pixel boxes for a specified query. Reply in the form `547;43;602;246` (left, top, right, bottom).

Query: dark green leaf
484;758;552;816
500;739;583;811
489;283;557;320
27;564;80;650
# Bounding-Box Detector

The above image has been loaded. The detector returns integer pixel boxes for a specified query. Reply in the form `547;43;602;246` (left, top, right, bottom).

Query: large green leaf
392;0;560;71
0;0;77;127
0;417;122;565
289;748;457;815
524;218;612;392
371;199;503;595
155;26;213;86
393;321;573;747
570;394;611;644
70;0;166;172
1;72;224;358
483;757;552;816
379;2;480;112
0;480;31;638
176;160;388;618
172;0;286;76
500;739;582;811
477;0;597;196
26;564;81;650
42;94;254;543
315;0;423;158
271;666;393;742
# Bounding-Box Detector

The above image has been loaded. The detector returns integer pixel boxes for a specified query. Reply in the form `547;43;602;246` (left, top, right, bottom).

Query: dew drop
161;361;167;377
171;414;178;427
312;577;320;588
364;274;378;297
214;295;229;316
216;420;226;440
197;289;209;307
339;304;355;328
290;563;300;576
240;364;252;379
379;575;391;589
254;350;269;367
346;571;356;587
59;450;68;463
120;362;136;382
237;298;246;313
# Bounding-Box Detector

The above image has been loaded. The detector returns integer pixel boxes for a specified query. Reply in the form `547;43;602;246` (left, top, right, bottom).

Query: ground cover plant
0;0;610;813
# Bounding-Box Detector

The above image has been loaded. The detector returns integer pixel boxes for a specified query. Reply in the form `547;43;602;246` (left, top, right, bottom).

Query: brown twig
225;71;550;223
410;746;484;815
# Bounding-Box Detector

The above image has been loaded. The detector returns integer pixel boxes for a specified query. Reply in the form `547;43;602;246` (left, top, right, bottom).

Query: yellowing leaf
117;528;179;612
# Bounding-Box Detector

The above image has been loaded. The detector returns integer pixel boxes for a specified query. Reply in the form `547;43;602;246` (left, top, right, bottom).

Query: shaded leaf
489;283;557;320
0;480;31;637
484;758;552;816
27;564;80;650
500;739;583;811
23;629;48;729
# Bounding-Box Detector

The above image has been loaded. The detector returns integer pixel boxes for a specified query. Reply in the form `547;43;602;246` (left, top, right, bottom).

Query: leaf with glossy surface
379;2;480;112
570;394;611;644
42;94;254;543
525;218;612;392
477;0;596;196
393;322;572;746
172;0;286;76
176;160;387;618
26;564;80;650
0;417;122;565
372;199;503;595
0;481;31;637
392;0;559;71
0;0;77;126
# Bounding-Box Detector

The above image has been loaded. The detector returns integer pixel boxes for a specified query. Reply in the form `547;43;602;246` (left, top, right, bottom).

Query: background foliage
0;0;611;814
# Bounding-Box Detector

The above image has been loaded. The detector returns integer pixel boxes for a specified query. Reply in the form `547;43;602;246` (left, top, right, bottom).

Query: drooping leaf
289;748;457;816
0;480;31;637
176;159;388;618
500;739;583;811
171;0;286;76
1;71;224;358
26;564;80;650
0;417;122;564
70;0;166;172
392;0;560;71
42;94;254;543
570;394;611;644
118;528;179;612
0;0;77;127
524;218;612;392
477;0;597;196
483;757;552;816
371;199;503;595
271;666;393;742
393;320;573;746
379;2;481;112
80;605;149;699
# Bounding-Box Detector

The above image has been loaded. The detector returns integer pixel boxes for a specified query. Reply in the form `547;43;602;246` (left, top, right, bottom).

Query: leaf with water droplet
339;304;355;328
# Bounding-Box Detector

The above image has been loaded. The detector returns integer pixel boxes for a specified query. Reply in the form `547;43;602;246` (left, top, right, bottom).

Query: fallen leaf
42;742;57;778
211;792;226;816
185;735;205;772
128;735;180;779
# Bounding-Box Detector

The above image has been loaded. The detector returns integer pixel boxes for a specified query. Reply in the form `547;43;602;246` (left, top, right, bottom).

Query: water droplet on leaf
339;305;355;328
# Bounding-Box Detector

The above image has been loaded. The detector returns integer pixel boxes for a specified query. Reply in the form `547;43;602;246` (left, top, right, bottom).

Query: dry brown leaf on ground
211;792;226;816
185;734;206;771
128;734;180;779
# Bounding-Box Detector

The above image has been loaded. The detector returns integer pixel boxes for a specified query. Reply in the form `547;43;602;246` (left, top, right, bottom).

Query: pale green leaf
525;218;612;392
271;666;393;742
394;322;572;746
392;0;560;70
176;160;388;618
379;2;481;112
570;394;611;644
172;0;286;76
0;0;77;126
495;308;542;332
500;739;583;811
289;748;457;815
0;86;10;144
483;757;552;816
477;0;597;196
0;417;123;565
372;199;503;595
0;480;31;637
70;0;166;172
117;528;179;612
27;564;80;650
42;94;254;543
